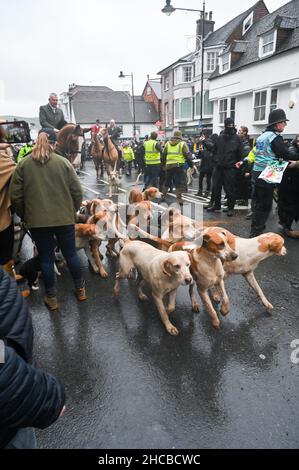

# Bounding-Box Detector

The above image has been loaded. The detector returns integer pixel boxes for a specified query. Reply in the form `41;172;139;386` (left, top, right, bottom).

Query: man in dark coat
39;93;67;131
0;267;65;448
207;118;243;216
278;135;299;238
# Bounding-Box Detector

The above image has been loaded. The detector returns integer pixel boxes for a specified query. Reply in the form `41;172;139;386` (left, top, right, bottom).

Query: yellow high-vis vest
165;141;185;165
144;139;161;165
123;147;135;162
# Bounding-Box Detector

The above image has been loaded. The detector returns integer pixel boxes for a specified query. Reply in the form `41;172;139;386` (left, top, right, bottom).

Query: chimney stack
196;11;214;50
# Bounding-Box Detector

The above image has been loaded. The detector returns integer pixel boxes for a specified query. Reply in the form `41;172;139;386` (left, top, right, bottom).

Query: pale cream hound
206;228;287;311
169;227;238;329
113;240;193;336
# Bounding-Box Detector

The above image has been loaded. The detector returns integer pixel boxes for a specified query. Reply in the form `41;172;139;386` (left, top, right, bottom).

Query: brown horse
91;134;104;180
56;124;89;168
100;128;121;196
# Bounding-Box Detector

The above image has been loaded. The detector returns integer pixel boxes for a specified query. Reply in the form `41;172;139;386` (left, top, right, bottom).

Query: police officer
143;131;162;189
250;108;290;237
162;131;194;205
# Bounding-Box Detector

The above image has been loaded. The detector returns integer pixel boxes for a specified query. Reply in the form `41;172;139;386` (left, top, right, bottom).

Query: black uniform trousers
250;171;274;237
213;166;236;210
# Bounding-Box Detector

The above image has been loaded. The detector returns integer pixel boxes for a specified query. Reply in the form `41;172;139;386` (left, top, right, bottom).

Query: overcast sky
0;0;288;117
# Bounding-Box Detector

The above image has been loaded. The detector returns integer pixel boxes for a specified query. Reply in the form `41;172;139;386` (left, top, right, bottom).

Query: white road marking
168;193;205;205
81;185;100;196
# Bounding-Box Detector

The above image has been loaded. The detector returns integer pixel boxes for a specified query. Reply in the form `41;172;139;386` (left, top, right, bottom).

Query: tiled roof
148;80;162;99
204;1;265;47
210;0;299;78
70;88;159;124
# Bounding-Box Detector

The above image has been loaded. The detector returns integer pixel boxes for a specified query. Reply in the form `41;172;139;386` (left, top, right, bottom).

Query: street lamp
162;0;206;124
119;71;136;139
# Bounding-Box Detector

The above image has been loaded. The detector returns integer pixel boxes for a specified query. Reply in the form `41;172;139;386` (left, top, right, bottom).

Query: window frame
219;98;228;124
206;51;219;73
182;65;193;83
164;102;169;128
181;97;192;120
219;97;236;125
219;53;231;74
164;74;170;92
242;11;254;36
270;88;278;113
253;90;267;122
204;90;213;116
259;30;277;58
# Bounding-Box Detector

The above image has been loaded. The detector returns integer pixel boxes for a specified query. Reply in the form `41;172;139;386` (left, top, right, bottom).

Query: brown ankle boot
44;295;59;311
21;289;31;299
76;287;87;301
2;260;15;276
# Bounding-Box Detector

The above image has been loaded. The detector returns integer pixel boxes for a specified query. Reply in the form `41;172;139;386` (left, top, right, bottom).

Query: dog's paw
211;318;221;329
99;269;108;278
265;301;274;311
220;304;230;316
167;305;176;315
192;303;200;313
138;293;149;302
166;324;179;336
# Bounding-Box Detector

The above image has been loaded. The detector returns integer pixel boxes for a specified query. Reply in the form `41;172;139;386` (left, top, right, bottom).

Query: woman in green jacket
9;129;86;310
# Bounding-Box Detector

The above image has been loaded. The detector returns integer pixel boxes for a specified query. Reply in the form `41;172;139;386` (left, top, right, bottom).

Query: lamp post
161;0;206;124
119;71;136;139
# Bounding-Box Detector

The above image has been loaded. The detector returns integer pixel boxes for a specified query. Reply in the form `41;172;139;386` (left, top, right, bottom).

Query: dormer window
220;53;231;74
242;11;254;35
259;30;277;58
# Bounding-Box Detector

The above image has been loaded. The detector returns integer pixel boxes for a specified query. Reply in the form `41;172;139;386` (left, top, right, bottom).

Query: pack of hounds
16;186;286;336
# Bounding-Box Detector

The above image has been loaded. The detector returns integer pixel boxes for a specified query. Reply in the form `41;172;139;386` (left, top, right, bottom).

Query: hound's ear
202;233;211;244
73;124;82;136
161;259;173;277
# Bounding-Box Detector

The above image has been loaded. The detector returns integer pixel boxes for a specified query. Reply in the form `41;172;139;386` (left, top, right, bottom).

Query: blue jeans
30;225;84;295
5;428;37;449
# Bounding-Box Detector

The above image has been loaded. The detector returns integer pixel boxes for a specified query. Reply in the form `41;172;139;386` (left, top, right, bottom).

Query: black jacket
0;346;65;448
198;138;217;173
0;267;33;362
214;131;243;169
0;267;65;448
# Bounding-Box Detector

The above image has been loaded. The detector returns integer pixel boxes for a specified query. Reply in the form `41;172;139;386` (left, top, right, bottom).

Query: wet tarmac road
24;161;299;449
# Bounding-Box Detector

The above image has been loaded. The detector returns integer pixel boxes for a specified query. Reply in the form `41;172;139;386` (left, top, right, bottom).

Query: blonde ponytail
32;132;53;164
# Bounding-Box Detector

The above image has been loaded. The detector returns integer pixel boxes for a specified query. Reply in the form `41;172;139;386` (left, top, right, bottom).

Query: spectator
17;142;34;163
0;266;65;448
162;131;194;205
143;131;162;189
9;130;86;311
207;118;243;216
39;93;67;131
0;125;16;275
123;141;135;176
235;126;252;206
196;134;215;197
277;134;299;238
250;108;290;237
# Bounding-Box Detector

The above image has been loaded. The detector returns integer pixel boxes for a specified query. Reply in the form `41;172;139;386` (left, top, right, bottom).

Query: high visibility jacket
165;141;185;165
123;147;135;162
246;146;256;165
17;144;33;163
144;139;161;165
254;131;278;172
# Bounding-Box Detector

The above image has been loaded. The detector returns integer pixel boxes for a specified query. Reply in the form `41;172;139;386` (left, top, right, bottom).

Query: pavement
21;161;299;449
